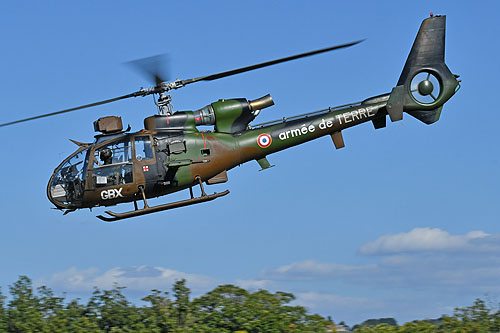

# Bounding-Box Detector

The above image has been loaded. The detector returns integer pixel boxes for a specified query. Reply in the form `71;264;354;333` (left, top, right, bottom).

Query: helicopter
0;14;460;222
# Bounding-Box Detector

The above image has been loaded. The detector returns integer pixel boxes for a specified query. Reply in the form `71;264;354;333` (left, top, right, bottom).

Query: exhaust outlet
249;94;274;112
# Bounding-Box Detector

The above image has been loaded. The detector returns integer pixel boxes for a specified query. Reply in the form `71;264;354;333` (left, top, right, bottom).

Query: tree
439;298;500;332
1;276;331;332
399;321;439;332
191;284;249;332
141;289;176;332
7;276;44;332
63;299;101;332
172;279;191;330
0;287;7;332
86;284;143;331
37;285;68;331
191;285;328;332
361;318;398;327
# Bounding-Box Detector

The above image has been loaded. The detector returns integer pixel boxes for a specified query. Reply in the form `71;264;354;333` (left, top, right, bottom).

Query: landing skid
97;178;229;222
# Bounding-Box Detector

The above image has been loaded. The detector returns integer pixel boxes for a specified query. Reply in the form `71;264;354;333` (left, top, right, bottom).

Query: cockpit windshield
48;147;89;208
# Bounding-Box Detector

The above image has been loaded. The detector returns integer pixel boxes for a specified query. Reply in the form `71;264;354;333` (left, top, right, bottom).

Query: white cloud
359;228;494;255
262;260;376;280
296;292;383;312
33;228;500;325
258;229;500;292
295;292;462;325
261;256;500;291
38;265;217;293
234;279;273;290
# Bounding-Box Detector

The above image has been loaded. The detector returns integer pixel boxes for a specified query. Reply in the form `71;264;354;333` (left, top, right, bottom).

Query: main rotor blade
0;92;140;128
0;40;363;128
126;54;170;87
180;40;364;85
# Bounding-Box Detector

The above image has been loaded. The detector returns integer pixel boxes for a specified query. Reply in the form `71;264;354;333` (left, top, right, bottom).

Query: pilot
99;148;113;165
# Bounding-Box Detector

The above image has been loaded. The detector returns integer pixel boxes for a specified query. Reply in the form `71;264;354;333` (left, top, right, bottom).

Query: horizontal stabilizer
407;106;443;125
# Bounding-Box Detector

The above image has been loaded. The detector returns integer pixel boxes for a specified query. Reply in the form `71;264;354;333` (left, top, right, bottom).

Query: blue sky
1;0;499;325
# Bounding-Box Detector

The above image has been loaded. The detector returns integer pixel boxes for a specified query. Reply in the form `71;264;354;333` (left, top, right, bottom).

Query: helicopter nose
47;177;72;209
47;148;89;209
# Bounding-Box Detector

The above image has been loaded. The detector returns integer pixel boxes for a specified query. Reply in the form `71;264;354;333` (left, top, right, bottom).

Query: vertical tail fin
386;15;459;124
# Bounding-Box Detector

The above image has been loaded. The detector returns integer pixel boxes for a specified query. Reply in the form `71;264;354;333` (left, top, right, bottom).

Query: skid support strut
97;179;229;222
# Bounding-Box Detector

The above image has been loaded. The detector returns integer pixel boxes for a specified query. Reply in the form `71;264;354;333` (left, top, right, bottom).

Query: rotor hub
417;79;434;96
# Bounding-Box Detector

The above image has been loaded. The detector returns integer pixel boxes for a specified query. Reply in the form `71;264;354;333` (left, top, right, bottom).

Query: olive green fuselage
46;97;387;210
148;98;387;199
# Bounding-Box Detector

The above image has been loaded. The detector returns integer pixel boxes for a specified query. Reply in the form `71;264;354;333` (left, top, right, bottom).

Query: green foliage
353;298;500;332
0;287;7;332
361;318;398;327
191;284;328;332
438;298;500;332
172;279;190;330
5;275;500;333
7;276;44;332
141;289;176;332
86;285;143;331
0;276;329;332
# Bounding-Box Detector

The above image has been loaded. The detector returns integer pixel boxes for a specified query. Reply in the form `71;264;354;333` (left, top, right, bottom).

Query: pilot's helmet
99;148;112;162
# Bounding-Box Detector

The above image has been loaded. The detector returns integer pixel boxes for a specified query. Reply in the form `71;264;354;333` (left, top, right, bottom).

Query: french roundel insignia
257;133;272;148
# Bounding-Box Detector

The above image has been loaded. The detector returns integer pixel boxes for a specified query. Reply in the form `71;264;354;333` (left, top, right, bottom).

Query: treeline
0;276;329;332
1;276;499;332
352;299;500;332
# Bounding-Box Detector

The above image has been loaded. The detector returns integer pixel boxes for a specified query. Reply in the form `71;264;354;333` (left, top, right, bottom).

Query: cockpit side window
134;135;154;161
93;164;133;188
91;138;133;189
49;147;89;205
93;138;131;168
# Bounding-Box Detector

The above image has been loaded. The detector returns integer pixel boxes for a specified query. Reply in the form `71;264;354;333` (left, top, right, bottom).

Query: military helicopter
1;15;460;222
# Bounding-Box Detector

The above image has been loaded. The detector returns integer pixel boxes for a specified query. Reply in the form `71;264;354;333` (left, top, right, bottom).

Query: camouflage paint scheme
47;15;460;218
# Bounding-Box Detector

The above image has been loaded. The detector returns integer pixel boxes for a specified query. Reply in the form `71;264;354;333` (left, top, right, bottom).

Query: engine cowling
143;94;274;133
212;94;274;133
